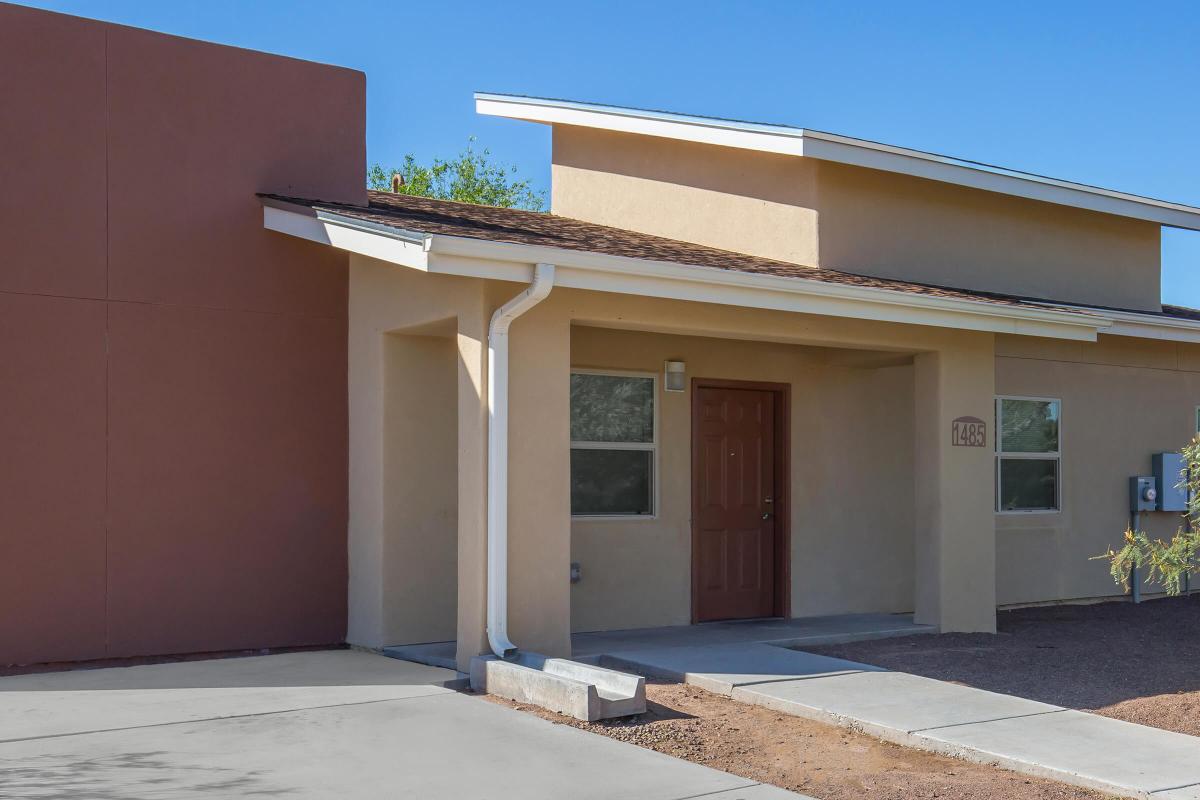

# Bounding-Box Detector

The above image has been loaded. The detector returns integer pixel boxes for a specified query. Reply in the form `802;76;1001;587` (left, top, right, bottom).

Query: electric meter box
1130;476;1157;512
1152;452;1188;512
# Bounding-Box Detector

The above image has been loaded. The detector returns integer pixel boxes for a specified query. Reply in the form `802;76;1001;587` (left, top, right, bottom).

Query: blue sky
20;0;1200;306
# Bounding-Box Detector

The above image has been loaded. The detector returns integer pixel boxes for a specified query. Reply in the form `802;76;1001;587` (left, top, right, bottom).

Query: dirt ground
810;595;1200;737
486;682;1110;799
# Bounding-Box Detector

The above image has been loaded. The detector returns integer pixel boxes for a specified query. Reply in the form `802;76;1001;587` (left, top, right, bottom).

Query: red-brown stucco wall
0;3;363;665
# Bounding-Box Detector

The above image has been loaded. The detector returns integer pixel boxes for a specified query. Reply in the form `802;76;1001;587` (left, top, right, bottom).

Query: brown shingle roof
1163;304;1200;322
262;191;1106;317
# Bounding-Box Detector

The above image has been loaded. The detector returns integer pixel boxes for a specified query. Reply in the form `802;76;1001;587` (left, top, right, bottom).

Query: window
995;396;1060;512
570;371;656;516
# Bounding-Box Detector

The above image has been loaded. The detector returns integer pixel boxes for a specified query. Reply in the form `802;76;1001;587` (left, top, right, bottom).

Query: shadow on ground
809;596;1200;714
0;752;294;799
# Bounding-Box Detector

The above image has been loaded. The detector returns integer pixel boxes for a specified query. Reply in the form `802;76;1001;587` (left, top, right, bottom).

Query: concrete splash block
470;653;646;722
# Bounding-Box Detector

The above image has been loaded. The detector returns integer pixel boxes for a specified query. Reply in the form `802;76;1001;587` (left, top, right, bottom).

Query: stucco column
505;297;572;657
346;273;387;649
455;293;490;671
913;334;997;633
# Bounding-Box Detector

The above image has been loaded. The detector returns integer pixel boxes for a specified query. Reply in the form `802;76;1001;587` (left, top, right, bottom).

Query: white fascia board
799;135;1200;229
261;200;1108;342
1046;304;1200;344
427;234;1107;342
263;204;430;271
475;93;1200;231
476;94;805;157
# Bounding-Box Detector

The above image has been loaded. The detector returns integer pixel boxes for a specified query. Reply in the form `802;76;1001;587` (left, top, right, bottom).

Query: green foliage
367;138;546;211
1094;435;1200;595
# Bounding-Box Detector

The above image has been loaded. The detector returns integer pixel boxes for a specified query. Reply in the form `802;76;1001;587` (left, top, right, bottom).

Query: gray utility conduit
486;263;556;658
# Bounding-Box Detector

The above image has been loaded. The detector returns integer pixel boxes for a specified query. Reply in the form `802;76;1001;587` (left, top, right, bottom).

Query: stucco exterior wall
382;331;458;645
816;162;1162;312
552;126;821;266
569;327;916;633
348;257;573;666
995;334;1200;606
348;258;488;659
560;289;997;635
550;126;1161;312
349;258;1000;666
0;3;362;665
913;337;997;632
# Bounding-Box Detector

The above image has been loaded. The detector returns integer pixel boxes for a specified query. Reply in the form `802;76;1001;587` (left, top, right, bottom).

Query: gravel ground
809;595;1200;737
486;682;1112;799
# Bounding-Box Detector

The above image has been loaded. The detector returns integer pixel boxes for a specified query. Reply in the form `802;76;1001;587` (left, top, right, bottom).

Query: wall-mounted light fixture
664;360;686;392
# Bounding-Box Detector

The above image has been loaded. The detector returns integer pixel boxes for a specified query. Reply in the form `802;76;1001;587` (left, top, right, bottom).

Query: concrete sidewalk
0;649;807;799
385;611;935;670
605;642;1200;799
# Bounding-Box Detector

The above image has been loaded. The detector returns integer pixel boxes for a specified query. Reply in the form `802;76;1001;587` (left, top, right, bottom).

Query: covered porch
349;266;1000;673
260;191;1110;673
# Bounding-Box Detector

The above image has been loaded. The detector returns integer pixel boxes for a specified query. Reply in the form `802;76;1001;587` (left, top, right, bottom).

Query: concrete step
470;652;646;722
381;641;457;670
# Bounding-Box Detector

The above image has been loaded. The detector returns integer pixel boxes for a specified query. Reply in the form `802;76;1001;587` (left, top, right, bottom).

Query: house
5;4;1200;674
275;97;1200;673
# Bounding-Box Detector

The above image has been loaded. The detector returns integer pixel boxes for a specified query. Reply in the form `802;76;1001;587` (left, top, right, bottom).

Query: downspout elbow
489;263;555;334
486;263;555;658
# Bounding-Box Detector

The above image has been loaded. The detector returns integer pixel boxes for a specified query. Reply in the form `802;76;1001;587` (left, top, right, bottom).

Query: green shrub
1094;436;1200;595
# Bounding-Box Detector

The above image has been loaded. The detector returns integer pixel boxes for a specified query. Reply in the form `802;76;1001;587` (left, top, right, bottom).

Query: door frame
690;377;791;623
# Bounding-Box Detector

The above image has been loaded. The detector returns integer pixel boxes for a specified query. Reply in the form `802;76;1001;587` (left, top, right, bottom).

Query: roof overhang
1047;304;1200;344
475;93;1200;231
263;198;1115;342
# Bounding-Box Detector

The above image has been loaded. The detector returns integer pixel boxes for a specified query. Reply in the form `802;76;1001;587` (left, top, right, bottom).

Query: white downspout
487;262;555;657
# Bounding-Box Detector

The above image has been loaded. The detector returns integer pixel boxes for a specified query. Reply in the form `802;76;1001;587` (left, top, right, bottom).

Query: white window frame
995;395;1062;515
570;368;660;520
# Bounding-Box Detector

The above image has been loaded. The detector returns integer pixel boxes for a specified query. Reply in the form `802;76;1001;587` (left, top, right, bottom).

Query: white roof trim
263;200;1108;342
475;93;1200;231
1039;302;1200;344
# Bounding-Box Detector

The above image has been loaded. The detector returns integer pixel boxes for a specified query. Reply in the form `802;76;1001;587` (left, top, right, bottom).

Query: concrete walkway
385;612;935;670
0;649;807;799
604;642;1200;799
573;612;935;657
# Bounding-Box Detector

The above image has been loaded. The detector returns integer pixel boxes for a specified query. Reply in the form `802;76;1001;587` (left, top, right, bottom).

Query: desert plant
1094;435;1200;595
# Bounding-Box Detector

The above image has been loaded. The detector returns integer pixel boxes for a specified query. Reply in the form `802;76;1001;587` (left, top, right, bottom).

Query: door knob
762;512;772;520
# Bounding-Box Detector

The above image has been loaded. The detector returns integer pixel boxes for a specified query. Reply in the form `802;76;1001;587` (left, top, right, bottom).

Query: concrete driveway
0;649;802;799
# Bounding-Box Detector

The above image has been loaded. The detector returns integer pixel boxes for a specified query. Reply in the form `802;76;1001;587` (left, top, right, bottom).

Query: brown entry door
693;385;777;622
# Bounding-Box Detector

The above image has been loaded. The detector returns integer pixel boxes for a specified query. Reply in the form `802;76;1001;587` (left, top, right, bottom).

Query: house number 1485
951;416;987;447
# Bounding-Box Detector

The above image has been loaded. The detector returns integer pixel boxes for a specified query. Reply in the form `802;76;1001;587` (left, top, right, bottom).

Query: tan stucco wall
348;256;490;666
351;256;1003;665
349;256;571;667
995;333;1200;605
816;161;1162;312
570;327;915;633
381;331;457;644
559;289;998;634
505;295;574;657
551;126;1161;312
913;337;997;632
552;126;820;266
